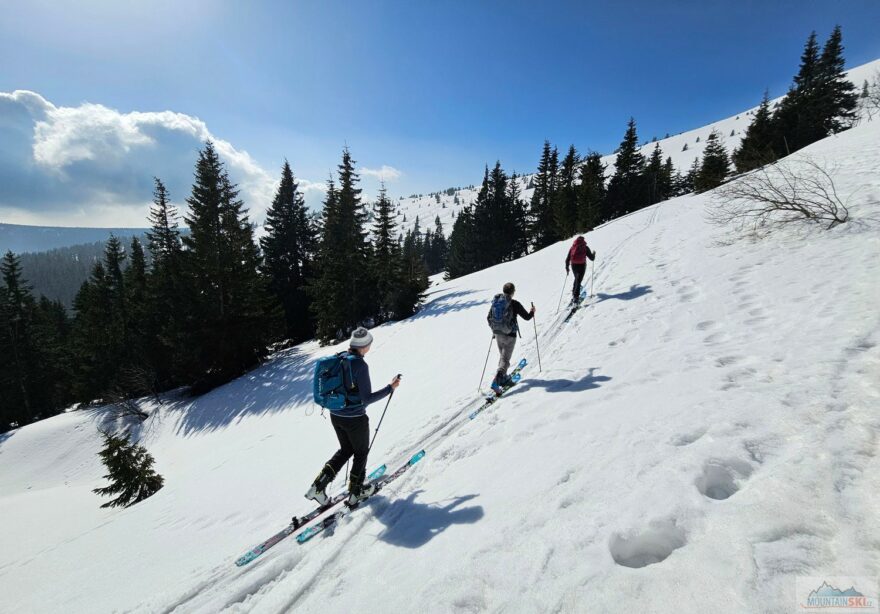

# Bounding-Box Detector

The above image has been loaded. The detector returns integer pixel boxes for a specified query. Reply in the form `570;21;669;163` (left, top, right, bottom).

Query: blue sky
1;0;878;225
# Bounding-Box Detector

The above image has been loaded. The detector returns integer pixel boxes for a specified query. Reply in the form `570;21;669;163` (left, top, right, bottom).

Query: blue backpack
313;353;361;410
487;293;517;335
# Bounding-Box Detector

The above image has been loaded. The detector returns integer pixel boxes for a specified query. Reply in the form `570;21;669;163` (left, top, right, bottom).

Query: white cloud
0;90;322;227
359;165;402;182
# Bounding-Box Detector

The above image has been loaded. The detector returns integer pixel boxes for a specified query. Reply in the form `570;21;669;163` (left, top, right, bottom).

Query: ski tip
409;450;426;464
518;358;528;368
368;464;387;480
296;528;318;544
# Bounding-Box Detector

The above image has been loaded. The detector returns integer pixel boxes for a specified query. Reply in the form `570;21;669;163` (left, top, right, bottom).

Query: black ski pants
571;263;586;301
326;413;370;483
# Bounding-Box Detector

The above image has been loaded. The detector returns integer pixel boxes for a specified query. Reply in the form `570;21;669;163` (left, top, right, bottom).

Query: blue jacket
330;351;392;418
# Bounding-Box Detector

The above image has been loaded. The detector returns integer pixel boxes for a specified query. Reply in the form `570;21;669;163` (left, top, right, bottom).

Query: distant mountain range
0;222;149;255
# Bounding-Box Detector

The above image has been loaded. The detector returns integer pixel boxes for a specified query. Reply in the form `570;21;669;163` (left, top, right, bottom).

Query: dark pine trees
816;25;858;135
146;178;189;387
576;152;607;231
529;141;561;249
310;149;373;343
370;186;403;321
553;145;580;238
606;118;647;217
261;161;316;343
733;91;776;173
183;142;276;388
0;251;69;431
446;162;527;279
694;130;730;192
446;205;477;279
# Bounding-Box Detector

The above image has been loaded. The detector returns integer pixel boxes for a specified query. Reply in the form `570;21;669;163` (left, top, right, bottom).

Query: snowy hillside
1;110;878;611
393;59;880;236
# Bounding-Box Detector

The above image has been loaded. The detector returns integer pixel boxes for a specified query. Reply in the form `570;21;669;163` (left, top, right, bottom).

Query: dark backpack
487;293;517;335
313;353;361;409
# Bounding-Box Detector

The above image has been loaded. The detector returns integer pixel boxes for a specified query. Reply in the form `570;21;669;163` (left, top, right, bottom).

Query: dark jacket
502;298;534;338
330;351;392;418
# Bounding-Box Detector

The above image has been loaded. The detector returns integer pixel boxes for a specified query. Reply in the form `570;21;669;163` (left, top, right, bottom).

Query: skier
487;282;535;395
305;327;401;506
564;235;596;304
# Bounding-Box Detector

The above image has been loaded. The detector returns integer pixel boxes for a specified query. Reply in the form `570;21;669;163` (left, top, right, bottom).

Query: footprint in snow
609;519;687;568
695;458;753;500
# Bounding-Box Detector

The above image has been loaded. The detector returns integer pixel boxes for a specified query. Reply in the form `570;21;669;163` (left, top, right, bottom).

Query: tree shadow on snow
371;491;484;548
406;289;486;321
505;368;611;396
169;346;316;436
594;284;652;303
0;430;14;448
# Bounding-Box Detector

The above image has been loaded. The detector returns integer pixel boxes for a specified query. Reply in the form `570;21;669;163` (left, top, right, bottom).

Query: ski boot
346;474;377;507
304;464;335;506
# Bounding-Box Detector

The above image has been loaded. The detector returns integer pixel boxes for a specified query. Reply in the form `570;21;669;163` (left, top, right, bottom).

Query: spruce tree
0;252;43;429
529;141;561;249
93;430;164;508
370;186;403;321
506;173;529;260
70;239;129;401
576;152;606;231
397;223;429;318
446;205;477;279
644;144;666;205
733;91;777;173
310;149;374;343
182;142;276;387
146;178;188;387
606;118;647;217
694;130;730;192
261;161;316;342
773;31;823;154
553;145;580;238
817;25;858;134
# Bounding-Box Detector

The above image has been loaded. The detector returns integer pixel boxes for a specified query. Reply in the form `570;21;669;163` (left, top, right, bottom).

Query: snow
2;78;880;614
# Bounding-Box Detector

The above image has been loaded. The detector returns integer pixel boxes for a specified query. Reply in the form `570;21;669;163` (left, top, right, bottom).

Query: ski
470;358;528;420
563;289;589;323
233;463;387;567
295;450;426;544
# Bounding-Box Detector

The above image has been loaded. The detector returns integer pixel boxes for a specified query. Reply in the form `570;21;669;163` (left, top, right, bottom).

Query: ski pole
368;375;400;453
590;258;595;298
479;335;494;393
532;303;542;372
556;271;569;312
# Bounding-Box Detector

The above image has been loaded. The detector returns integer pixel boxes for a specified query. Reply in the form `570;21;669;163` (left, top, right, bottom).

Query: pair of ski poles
478;304;543;394
556;259;595;312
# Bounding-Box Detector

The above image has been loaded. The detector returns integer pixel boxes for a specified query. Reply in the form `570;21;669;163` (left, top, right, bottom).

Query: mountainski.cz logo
797;577;878;611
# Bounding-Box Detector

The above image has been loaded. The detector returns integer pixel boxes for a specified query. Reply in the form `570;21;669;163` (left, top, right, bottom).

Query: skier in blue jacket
305;327;401;506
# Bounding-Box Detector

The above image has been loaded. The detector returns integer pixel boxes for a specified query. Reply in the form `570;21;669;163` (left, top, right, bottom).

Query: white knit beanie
349;327;374;348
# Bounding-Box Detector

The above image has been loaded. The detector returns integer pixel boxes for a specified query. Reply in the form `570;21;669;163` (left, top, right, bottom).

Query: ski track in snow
2;76;880;613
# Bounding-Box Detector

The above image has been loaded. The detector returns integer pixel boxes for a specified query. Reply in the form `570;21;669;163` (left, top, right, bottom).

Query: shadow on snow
506;367;611;396
369;491;484;548
594;284;652;303
408;289;485;321
169;346;315;436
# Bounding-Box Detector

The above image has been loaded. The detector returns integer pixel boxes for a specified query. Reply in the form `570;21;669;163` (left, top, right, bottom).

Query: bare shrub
862;70;880;121
710;156;848;235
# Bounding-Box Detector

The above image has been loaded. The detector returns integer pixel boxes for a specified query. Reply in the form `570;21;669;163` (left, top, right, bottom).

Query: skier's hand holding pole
390;374;402;390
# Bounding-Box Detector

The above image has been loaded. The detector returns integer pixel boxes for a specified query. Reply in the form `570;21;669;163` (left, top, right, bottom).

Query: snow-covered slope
393;59;880;237
2;114;878;612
